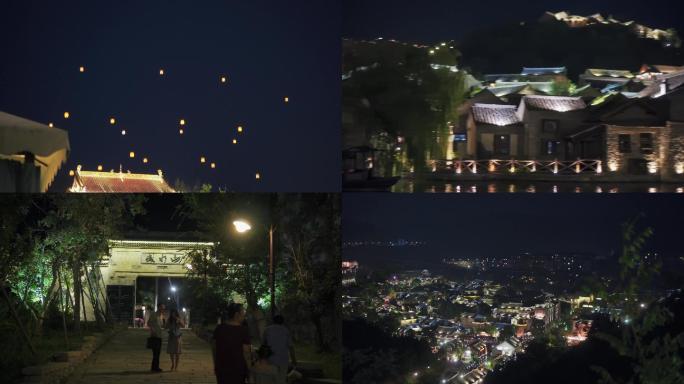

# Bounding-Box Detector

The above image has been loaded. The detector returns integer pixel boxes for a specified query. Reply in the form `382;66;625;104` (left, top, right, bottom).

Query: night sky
343;0;684;43
0;0;340;192
343;194;684;262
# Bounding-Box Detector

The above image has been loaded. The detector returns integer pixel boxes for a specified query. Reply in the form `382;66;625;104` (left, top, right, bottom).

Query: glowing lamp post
232;219;276;317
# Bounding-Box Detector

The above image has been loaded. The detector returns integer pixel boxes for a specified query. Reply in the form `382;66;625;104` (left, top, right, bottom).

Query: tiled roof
70;170;175;193
586;69;634;78
522;95;587;112
472;104;520;126
521;67;567;76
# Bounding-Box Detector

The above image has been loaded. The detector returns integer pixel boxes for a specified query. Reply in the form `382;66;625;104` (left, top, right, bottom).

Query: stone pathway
66;328;216;384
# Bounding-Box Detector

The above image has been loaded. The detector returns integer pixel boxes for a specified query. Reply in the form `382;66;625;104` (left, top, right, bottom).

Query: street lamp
233;219;277;318
233;220;252;233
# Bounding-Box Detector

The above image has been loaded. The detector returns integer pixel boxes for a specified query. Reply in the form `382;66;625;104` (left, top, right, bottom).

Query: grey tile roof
472;104;520;126
523;95;587;111
521;67;567;76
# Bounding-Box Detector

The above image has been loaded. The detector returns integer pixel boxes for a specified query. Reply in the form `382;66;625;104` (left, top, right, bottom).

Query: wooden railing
429;159;604;175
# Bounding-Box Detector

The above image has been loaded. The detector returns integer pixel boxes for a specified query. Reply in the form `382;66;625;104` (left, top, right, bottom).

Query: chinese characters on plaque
141;253;185;265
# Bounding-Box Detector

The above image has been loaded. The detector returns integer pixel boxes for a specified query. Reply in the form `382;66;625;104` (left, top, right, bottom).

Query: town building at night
0;111;70;192
69;166;175;193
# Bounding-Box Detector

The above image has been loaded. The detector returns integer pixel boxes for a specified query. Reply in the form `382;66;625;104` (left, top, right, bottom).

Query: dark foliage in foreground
485;290;684;384
343;318;441;384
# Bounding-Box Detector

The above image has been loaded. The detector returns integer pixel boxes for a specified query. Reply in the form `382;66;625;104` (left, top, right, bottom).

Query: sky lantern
69;170;75;176
159;69;165;76
237;126;243;133
255;173;261;180
121;129;127;135
129;151;135;158
284;96;289;103
79;66;85;73
200;156;206;164
63;112;70;119
179;128;184;135
180;119;186;126
110;117;116;125
97;165;103;171
232;139;238;145
211;162;216;169
143;157;149;163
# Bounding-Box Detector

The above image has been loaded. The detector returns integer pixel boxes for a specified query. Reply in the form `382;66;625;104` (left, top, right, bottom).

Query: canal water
392;179;684;193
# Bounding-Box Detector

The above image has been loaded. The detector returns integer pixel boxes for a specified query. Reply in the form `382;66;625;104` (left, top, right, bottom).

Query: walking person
147;303;166;372
262;315;297;384
250;345;279;384
212;303;252;384
167;308;185;371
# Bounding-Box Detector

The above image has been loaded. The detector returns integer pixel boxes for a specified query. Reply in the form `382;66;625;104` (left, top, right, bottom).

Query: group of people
146;303;185;372
146;302;297;384
212;303;297;384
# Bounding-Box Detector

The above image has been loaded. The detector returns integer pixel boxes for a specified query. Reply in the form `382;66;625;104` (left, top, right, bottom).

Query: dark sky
343;0;684;43
343;194;684;261
0;0;340;192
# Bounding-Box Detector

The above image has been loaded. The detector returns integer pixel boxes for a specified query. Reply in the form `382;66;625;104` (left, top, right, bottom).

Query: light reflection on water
393;180;684;193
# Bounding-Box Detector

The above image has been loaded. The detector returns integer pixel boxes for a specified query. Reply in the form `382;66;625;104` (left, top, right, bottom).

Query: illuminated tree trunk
71;258;82;333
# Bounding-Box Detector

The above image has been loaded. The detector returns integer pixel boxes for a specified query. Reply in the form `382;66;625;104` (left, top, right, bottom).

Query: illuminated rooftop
70;167;175;193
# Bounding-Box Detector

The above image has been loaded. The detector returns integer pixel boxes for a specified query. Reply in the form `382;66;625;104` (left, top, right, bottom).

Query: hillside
457;18;683;79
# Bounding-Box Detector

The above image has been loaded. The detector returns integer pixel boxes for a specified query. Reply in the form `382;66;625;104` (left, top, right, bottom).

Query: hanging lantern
121;129;127;135
179;128;184;135
237;126;243;133
69;170;75;176
255;173;261;180
221;76;227;83
159;69;165;76
79;66;85;73
180;119;186;126
48;122;54;128
284;96;289;103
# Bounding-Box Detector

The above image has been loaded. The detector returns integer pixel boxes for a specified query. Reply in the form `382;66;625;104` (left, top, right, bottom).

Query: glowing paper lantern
143;157;149;164
221;76;227;83
64;112;70;119
179;128;184;135
121;129;126;135
255;173;261;180
180;119;186;126
237;126;243;133
232;139;238;145
284;96;289;103
110;118;116;125
159;69;165;76
129;151;135;158
69;170;75;176
79;66;85;73
97;165;103;171
48;123;54;128
211;162;216;169
200;156;206;164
